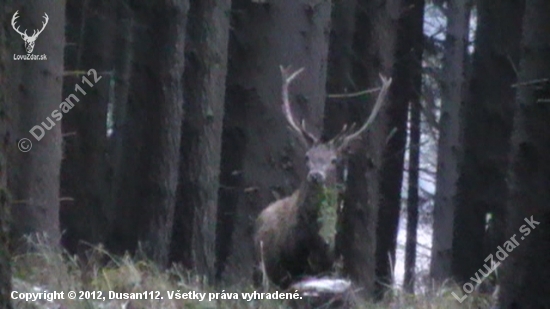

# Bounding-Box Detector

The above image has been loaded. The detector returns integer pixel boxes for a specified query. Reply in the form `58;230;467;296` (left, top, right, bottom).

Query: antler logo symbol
11;10;49;54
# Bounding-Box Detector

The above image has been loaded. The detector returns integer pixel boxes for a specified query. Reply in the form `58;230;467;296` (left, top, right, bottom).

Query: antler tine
11;11;26;37
339;74;393;148
330;123;356;146
31;13;48;38
299;119;318;142
280;65;317;146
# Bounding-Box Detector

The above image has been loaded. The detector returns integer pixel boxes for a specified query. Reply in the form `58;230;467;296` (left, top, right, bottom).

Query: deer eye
331;157;338;165
305;155;310;162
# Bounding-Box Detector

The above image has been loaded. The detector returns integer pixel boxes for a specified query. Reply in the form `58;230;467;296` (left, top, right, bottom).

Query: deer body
254;180;333;289
253;66;392;288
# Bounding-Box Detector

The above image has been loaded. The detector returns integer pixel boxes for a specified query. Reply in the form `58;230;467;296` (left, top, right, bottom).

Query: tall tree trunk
327;0;399;297
375;0;424;296
324;0;356;103
0;190;11;308
429;0;471;281
402;0;425;290
60;0;115;254
0;190;10;308
170;0;231;282
59;0;83;253
498;1;550;307
323;0;356;290
108;0;134;231
0;4;16;307
108;0;189;266
8;1;66;249
217;0;331;285
0;122;12;304
404;99;421;293
452;0;524;283
0;134;12;309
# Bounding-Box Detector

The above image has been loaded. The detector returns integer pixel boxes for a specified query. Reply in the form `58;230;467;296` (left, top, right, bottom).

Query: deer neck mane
295;181;326;227
295;180;341;251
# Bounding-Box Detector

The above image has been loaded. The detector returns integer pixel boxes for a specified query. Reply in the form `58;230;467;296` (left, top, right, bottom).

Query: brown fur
254;182;333;289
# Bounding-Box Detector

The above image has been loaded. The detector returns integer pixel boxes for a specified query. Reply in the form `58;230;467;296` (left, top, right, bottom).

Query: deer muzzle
307;171;325;184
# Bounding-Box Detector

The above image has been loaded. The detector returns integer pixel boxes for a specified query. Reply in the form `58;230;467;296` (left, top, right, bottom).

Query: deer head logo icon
11;11;49;54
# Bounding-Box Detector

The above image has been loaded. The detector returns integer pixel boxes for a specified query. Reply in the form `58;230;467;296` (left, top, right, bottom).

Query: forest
0;0;549;308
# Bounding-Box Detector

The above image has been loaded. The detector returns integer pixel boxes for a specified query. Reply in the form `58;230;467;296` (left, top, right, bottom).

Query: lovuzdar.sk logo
11;10;48;60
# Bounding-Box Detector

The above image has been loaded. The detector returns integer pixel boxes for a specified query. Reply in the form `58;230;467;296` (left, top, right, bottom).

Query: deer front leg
306;234;334;275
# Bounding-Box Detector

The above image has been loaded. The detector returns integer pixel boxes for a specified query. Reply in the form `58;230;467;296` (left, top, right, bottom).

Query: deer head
12;11;49;54
280;65;392;188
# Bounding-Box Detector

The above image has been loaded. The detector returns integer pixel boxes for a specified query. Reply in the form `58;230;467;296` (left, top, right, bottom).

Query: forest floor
10;237;495;309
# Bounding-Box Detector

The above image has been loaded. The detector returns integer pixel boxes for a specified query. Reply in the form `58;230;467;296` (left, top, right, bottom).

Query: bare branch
511;78;549;88
327;86;381;99
62;131;77;138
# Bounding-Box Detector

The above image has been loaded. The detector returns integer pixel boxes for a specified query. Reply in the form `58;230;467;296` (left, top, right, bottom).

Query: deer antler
280;65;318;146
11;11;26;37
335;74;393;148
31;13;49;39
11;11;48;39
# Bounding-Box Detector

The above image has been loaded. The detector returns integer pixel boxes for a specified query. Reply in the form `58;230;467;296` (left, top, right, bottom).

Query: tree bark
498;1;550;307
0;191;11;308
404;100;421;293
0;3;16;306
452;0;524;283
401;1;425;292
170;0;231;282
0;1;14;309
108;0;189;266
326;0;399;298
59;0;83;253
217;0;331;285
375;0;424;296
324;0;357;290
429;0;471;281
108;0;134;232
60;0;115;254
8;0;66;249
324;0;356;103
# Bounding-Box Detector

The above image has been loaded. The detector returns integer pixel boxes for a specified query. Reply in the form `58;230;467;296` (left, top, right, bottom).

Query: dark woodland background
0;0;549;308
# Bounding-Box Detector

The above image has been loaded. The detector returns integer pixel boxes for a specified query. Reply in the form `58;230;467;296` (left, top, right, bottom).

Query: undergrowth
10;235;495;309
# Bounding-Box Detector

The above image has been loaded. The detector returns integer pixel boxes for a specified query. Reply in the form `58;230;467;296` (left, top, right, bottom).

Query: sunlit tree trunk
430;0;471;281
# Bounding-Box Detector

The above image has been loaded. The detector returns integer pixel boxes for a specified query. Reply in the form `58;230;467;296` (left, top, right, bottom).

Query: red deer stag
254;66;392;289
